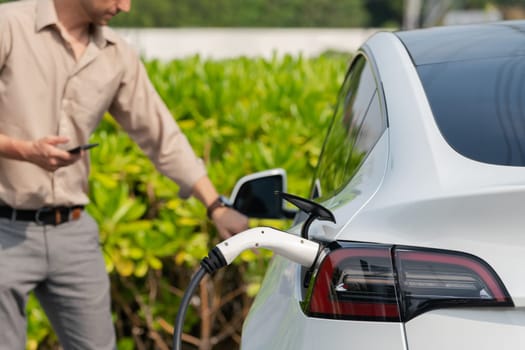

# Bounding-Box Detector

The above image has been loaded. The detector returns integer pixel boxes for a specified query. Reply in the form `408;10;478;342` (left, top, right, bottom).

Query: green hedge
27;52;351;350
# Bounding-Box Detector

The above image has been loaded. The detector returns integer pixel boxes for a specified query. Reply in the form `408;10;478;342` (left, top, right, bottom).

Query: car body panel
241;256;407;350
306;130;389;243
405;308;525;349
240;22;525;349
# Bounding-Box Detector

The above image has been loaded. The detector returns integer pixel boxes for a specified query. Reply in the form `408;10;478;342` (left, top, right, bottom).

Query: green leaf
148;256;163;270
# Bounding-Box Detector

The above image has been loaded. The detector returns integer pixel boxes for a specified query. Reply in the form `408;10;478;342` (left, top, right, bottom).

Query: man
0;0;249;348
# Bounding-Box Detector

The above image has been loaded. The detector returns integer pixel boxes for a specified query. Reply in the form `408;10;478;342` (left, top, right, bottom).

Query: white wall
114;28;381;61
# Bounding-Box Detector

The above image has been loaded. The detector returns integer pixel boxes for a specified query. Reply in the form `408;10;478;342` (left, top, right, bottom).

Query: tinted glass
418;56;525;165
396;23;525;66
313;56;386;200
349;91;385;173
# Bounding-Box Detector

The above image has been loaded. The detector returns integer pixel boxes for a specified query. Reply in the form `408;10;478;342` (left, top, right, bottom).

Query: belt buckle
71;207;82;221
35;207;53;225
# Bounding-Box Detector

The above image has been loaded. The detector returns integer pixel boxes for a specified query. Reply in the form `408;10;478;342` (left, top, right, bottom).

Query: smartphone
68;143;99;154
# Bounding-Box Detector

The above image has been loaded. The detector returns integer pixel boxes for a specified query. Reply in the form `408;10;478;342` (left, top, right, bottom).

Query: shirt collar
35;0;57;31
35;0;117;48
92;25;118;47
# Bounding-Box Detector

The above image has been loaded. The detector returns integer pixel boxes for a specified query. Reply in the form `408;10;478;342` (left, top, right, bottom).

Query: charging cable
172;227;321;350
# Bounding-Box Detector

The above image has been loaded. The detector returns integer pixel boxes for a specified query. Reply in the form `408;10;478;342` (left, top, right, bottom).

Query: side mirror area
229;168;296;219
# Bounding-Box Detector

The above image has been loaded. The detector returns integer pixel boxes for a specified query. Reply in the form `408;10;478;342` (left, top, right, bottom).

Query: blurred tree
107;0;176;27
464;0;523;6
365;0;403;28
110;0;370;27
0;0;522;27
401;0;525;28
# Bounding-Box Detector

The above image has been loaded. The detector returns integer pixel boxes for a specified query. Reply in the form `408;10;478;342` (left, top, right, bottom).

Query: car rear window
417;56;525;166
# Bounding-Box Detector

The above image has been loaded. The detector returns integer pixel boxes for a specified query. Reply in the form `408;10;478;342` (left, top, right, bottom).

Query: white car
229;20;525;349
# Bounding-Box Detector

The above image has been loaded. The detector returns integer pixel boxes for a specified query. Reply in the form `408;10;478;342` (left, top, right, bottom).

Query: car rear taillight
305;243;513;322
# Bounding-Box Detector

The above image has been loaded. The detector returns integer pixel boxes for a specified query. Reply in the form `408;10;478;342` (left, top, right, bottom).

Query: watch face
219;195;232;206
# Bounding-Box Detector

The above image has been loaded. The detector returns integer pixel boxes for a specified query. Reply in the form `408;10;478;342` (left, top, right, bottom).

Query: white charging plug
215;227;320;268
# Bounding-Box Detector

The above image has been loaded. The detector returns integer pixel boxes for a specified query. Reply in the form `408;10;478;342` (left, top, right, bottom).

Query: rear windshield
417;56;525;166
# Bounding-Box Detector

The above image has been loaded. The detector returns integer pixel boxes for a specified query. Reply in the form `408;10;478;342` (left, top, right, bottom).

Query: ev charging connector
201;227;320;273
173;227;321;350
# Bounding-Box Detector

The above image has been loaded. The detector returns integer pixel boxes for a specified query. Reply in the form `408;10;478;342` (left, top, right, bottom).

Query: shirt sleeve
109;43;207;199
0;13;12;69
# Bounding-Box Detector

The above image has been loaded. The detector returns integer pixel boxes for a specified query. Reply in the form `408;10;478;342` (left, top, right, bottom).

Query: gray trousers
0;212;116;350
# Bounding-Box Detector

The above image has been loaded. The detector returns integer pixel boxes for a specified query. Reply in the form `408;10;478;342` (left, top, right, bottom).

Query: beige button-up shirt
0;0;207;209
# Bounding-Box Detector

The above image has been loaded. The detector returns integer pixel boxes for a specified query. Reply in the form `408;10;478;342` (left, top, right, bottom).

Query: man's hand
23;136;82;171
191;176;250;239
211;206;249;240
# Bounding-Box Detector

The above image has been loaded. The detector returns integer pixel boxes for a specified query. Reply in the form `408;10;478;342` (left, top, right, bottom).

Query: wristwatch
206;195;231;219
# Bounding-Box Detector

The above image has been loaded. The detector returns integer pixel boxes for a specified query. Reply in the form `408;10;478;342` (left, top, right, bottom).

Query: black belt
0;205;84;225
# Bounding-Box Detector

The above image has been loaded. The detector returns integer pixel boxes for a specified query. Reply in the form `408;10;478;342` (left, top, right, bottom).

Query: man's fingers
218;228;232;240
43;136;70;146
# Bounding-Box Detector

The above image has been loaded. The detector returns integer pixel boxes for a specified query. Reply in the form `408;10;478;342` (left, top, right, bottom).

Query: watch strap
206;196;230;219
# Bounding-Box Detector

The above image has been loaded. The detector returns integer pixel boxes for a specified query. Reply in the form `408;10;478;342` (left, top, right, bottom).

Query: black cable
173;247;227;350
172;266;208;350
